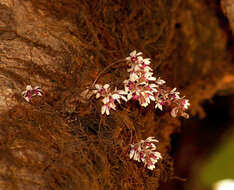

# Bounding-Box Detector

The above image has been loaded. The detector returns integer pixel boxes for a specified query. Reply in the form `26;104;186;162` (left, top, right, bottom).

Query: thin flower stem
91;59;126;87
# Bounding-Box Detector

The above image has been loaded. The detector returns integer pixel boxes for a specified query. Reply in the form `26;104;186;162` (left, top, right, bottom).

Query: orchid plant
21;51;189;171
84;50;192;170
90;50;190;118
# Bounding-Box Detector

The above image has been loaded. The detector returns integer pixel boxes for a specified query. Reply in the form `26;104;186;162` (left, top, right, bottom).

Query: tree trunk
0;0;233;189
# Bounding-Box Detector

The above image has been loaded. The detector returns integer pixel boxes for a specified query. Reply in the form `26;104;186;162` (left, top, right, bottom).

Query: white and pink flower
93;84;110;99
126;50;143;63
22;85;43;102
101;96;116;115
92;84;128;115
170;97;190;118
130;137;162;170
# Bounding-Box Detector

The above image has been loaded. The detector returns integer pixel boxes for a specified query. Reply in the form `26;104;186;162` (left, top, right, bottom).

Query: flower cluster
129;137;162;170
22;85;43;102
91;50;190;118
80;51;191;171
92;84;127;115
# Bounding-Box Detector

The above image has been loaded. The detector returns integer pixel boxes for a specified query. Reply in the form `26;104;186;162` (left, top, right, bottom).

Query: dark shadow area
159;94;234;190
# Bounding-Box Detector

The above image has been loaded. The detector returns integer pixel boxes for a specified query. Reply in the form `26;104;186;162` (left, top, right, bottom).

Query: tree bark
0;0;233;189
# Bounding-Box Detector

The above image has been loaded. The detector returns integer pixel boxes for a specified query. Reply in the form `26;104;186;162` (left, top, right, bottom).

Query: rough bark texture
0;0;233;190
222;0;234;33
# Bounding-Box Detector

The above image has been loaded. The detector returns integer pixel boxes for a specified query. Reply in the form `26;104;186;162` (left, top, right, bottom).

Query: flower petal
101;105;106;115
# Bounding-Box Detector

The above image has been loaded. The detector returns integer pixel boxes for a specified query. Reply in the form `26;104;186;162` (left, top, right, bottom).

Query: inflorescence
83;50;191;170
90;50;190;118
129;137;162;170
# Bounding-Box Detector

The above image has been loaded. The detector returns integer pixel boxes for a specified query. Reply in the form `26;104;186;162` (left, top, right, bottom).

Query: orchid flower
22;85;43;102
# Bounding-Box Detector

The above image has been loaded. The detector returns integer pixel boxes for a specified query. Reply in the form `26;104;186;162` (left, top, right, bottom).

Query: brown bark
0;0;233;189
222;0;234;33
